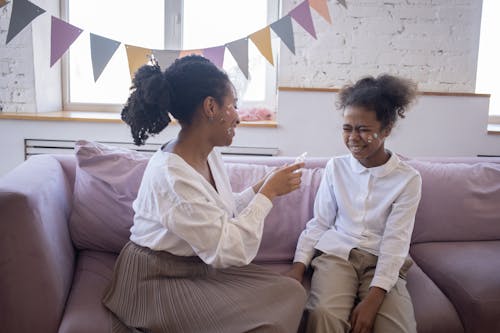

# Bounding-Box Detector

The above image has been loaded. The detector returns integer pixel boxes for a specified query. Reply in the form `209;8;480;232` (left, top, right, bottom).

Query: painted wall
1;91;498;177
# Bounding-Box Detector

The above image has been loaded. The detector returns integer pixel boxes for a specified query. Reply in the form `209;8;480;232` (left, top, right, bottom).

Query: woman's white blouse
130;148;273;268
293;153;422;292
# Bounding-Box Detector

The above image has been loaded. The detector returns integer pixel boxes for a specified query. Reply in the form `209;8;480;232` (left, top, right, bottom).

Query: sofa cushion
58;251;117;333
410;241;500;333
406;261;463;333
69;140;149;253
226;163;324;263
406;160;500;243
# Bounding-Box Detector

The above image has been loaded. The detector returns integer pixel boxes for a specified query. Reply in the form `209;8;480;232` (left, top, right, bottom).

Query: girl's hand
259;163;304;200
350;287;385;333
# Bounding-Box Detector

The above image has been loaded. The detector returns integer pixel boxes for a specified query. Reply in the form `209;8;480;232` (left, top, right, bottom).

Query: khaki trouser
305;248;417;333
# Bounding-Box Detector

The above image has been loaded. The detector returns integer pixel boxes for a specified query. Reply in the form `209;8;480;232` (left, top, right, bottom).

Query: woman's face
213;86;240;146
342;105;389;167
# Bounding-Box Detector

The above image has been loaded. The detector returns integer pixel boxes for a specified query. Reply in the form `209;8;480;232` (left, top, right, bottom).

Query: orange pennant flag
125;45;152;79
249;26;274;66
179;49;203;58
309;0;332;24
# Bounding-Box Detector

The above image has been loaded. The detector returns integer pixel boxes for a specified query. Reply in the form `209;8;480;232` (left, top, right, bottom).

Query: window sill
0;111;278;128
488;124;500;135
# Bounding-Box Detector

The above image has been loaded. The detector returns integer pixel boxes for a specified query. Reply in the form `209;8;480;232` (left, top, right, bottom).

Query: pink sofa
1;141;500;333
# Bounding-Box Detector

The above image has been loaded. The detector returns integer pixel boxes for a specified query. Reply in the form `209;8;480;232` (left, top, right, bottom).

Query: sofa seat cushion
406;261;463;333
410;241;500;333
58;251;117;333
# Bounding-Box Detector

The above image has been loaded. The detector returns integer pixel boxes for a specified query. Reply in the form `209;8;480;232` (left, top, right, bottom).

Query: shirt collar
349;150;400;178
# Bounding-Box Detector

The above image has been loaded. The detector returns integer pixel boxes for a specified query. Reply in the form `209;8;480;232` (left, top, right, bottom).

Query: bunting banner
227;38;249;79
50;16;83;67
309;0;332;24
90;33;121;82
3;0;348;81
152;49;179;70
290;0;317;39
125;45;152;79
6;0;45;44
202;46;225;68
250;26;274;66
270;15;295;55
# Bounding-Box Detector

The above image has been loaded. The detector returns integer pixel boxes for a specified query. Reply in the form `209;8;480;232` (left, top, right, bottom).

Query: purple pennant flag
50;16;83;67
6;0;45;44
226;38;249;79
203;46;225;68
289;0;317;39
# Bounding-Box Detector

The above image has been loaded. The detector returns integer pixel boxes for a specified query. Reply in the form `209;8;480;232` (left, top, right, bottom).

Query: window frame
61;0;280;113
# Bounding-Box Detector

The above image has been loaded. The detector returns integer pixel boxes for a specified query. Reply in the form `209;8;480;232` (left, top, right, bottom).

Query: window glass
65;0;278;114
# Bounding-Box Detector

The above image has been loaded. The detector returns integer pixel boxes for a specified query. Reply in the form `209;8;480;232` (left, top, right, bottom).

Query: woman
103;55;307;333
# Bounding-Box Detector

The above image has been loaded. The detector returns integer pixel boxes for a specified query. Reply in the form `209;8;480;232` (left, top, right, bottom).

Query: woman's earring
208;116;214;122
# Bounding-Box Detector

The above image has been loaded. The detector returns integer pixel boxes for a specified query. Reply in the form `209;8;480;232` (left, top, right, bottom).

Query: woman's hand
259;163;304;200
283;262;306;283
350;287;386;333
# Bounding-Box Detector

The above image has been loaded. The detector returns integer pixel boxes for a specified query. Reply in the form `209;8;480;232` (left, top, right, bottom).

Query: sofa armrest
0;155;75;333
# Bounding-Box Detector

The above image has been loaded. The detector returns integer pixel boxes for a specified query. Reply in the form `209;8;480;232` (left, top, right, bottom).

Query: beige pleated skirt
102;241;307;333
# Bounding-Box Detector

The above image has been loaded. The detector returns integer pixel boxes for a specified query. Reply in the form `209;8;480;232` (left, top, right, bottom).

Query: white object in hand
295;152;307;164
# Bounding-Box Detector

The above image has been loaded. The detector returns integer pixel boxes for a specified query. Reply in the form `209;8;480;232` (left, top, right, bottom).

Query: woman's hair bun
121;64;172;146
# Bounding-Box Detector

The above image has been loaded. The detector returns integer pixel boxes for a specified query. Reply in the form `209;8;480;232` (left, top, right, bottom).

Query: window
476;0;500;123
62;0;280;114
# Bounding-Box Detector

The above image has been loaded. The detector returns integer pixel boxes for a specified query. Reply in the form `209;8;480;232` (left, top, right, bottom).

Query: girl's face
342;105;390;168
213;86;240;146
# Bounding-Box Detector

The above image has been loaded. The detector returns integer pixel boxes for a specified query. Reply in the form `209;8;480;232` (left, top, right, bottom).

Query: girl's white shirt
294;152;422;292
130;148;272;268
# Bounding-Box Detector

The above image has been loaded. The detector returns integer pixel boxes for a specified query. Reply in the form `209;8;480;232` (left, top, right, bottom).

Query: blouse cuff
251;193;273;219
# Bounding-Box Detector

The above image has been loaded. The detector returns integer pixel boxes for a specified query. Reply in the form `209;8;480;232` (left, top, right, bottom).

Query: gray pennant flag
152;49;179;70
271;15;295;55
226;38;249;79
6;0;46;44
90;33;121;82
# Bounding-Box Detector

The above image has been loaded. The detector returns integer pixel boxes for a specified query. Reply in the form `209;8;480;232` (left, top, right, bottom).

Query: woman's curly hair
121;55;230;145
337;74;418;130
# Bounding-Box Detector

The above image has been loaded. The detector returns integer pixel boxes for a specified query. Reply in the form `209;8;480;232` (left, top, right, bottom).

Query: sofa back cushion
69;140;149;253
225;163;324;263
407;160;500;243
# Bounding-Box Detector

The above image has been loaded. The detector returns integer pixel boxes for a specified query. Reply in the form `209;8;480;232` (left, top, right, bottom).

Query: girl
286;74;421;333
103;55;306;333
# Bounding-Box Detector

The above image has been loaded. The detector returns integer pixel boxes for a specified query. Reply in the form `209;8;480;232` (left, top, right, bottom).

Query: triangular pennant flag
226;38;249;79
6;0;45;44
0;0;10;9
249;26;274;66
309;0;332;24
270;15;295;55
179;49;203;58
202;46;225;68
337;0;347;9
125;45;152;79
289;0;317;39
90;33;120;82
152;49;179;70
50;16;83;67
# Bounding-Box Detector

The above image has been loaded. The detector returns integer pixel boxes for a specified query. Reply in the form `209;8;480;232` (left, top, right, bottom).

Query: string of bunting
2;0;347;81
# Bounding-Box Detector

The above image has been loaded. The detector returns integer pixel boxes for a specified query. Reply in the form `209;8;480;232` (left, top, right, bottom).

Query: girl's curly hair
121;55;230;145
337;74;418;129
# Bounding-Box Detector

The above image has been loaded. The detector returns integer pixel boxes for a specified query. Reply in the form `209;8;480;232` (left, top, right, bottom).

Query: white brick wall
0;0;484;112
279;0;483;92
0;5;36;112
